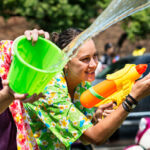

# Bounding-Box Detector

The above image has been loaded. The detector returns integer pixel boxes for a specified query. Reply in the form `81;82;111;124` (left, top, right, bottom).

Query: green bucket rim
12;35;64;73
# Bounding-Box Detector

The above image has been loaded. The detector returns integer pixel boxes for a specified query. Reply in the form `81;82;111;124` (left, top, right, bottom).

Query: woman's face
66;39;98;83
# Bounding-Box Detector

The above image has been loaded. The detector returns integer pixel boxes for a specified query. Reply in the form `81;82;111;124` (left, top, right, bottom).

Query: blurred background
0;0;150;57
0;0;150;150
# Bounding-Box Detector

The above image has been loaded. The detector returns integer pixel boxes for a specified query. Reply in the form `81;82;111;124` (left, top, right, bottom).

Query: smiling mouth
85;71;95;75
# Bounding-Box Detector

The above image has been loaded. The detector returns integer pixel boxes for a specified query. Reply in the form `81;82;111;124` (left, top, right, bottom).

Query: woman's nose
89;58;98;68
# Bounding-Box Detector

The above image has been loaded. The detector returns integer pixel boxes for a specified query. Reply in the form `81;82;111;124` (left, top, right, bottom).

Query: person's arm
92;102;115;124
80;73;150;145
80;103;128;145
0;81;14;114
0;80;45;114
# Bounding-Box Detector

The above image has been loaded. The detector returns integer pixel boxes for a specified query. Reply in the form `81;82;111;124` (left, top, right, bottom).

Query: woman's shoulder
0;40;13;48
44;71;68;93
80;81;91;90
75;81;91;95
0;40;14;58
0;40;14;80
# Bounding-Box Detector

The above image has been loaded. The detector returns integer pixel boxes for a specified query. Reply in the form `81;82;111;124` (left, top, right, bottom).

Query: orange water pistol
80;64;147;108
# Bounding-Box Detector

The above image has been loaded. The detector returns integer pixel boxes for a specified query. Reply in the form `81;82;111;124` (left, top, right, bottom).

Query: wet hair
51;28;82;49
104;43;113;52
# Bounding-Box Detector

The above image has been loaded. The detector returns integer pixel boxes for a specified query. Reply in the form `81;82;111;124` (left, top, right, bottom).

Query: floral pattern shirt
24;71;95;150
0;40;39;150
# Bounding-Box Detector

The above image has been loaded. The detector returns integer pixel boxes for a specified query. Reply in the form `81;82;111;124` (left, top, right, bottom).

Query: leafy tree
0;0;110;32
122;9;150;41
0;0;149;41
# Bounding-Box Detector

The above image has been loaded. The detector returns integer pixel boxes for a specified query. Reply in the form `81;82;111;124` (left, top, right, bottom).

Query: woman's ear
64;64;69;76
64;64;68;70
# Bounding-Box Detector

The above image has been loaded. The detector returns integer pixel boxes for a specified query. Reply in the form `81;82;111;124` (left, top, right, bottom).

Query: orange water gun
80;64;147;109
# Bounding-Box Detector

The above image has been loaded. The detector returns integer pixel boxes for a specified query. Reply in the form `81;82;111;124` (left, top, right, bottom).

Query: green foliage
0;0;110;32
122;8;150;41
0;0;149;41
97;0;111;9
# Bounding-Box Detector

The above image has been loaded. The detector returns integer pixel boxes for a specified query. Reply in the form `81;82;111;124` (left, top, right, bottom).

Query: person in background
95;60;103;76
132;45;146;56
100;42;115;66
0;29;49;150
24;28;150;150
95;42;118;76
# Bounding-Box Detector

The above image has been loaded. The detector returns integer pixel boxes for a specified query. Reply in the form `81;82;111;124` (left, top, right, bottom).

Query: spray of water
50;0;150;71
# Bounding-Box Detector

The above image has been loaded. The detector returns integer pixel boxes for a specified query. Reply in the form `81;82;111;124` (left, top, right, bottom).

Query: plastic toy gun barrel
80;64;147;108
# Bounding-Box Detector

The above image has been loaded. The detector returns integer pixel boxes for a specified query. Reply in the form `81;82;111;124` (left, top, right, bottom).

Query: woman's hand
2;80;45;103
92;102;115;124
130;73;150;101
24;29;50;44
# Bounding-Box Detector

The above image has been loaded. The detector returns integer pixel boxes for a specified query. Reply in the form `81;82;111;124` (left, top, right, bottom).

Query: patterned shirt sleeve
0;40;13;80
24;72;93;148
73;81;95;121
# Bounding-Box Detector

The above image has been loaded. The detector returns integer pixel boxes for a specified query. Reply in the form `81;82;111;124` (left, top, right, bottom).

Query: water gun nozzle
136;64;148;74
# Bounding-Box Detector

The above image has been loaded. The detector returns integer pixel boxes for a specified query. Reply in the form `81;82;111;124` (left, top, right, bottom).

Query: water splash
63;0;150;58
50;0;150;71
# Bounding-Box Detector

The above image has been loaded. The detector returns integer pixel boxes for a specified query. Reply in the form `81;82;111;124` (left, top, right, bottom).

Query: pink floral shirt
0;40;39;150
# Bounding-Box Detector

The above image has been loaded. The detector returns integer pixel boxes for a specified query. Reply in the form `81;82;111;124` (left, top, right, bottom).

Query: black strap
122;101;131;112
128;94;138;105
125;97;133;106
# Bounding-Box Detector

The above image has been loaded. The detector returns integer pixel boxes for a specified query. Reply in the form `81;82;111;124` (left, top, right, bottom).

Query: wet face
65;39;98;83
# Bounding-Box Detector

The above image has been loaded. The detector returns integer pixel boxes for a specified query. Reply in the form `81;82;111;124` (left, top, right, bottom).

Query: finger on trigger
99;101;113;109
104;109;114;114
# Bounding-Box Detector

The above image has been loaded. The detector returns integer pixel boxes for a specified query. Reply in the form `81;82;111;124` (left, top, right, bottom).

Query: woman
0;29;49;150
24;28;150;150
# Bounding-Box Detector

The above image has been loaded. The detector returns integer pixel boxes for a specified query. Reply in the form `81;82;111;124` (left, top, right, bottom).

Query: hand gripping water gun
80;64;147;109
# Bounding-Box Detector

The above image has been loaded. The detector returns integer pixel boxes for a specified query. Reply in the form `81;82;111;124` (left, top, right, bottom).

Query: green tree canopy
0;0;110;32
122;8;150;41
0;0;149;40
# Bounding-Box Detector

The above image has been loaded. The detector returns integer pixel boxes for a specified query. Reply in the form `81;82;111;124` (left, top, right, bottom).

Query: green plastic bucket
7;36;67;96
